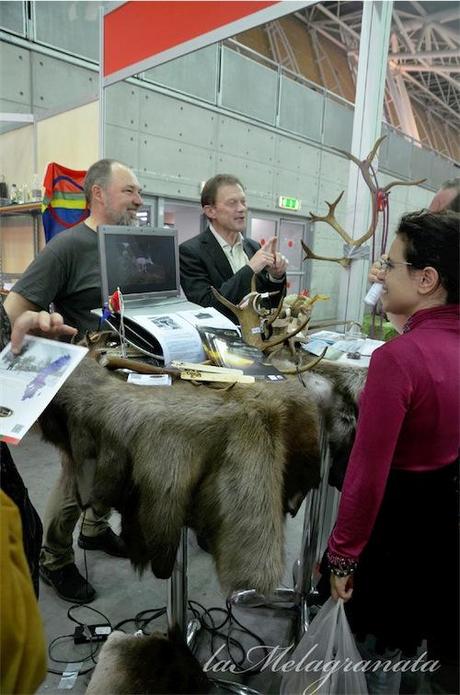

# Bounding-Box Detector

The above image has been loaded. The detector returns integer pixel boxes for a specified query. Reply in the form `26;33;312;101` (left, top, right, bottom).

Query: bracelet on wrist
327;550;358;578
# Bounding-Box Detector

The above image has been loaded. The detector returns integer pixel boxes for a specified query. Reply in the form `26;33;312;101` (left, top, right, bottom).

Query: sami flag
42;162;89;242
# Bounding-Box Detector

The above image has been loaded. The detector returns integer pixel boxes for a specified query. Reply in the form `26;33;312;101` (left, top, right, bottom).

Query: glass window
33;1;100;61
142;45;218;104
0;1;25;35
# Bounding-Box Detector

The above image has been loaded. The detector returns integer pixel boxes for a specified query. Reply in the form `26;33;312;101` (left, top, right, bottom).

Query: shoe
40;563;96;604
78;528;128;558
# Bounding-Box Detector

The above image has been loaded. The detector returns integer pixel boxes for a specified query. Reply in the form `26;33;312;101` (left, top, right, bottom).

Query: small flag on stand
42;162;89;242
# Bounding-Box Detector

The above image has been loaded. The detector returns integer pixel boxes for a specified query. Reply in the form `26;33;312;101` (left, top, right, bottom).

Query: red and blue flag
42;162;89;242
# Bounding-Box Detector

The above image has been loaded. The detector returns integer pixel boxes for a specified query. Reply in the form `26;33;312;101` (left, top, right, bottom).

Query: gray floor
14;425;313;695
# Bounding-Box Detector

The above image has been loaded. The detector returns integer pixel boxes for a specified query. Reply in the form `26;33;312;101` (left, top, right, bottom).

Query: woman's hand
368;255;387;284
330;573;354;602
11;311;77;354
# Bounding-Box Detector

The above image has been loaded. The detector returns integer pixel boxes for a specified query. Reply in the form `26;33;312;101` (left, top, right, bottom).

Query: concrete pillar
337;0;393;325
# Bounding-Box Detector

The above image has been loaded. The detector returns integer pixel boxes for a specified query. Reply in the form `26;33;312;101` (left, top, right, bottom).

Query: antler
301;240;351;268
210;285;310;352
306;191;352;246
270;347;328;375
303;135;427;266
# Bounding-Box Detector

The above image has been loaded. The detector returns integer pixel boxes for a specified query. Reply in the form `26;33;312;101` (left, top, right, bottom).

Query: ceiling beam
315;4;360;40
392;11;460;93
404;8;460;31
397;65;460;75
404;71;460;122
389;49;460;60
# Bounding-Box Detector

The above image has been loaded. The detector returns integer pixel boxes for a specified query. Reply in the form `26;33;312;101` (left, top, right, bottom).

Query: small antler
266;346;328;374
211;286;309;352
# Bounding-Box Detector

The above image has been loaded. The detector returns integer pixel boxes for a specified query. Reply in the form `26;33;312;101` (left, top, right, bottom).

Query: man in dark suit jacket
179;174;288;322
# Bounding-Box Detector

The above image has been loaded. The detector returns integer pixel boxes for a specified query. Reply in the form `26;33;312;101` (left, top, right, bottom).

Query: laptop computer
97;225;200;317
94;225;203;361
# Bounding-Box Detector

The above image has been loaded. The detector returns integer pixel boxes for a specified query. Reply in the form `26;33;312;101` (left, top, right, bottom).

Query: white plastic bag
280;598;368;694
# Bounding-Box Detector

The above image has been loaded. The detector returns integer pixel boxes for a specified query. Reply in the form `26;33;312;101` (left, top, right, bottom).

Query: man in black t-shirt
5;159;143;603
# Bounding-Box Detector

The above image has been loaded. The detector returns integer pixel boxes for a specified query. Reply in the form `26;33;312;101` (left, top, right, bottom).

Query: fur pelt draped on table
40;358;324;594
85;630;210;694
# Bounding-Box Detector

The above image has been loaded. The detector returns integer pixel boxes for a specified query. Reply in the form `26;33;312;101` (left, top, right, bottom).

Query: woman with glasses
325;211;459;693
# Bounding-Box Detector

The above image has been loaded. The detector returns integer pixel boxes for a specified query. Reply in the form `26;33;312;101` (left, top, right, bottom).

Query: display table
40;350;365;690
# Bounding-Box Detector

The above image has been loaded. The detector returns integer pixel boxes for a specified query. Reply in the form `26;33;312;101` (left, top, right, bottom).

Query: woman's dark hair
201;174;244;207
396;210;459;304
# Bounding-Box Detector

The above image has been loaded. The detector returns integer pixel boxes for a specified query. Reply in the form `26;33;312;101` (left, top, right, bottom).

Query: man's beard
107;207;139;226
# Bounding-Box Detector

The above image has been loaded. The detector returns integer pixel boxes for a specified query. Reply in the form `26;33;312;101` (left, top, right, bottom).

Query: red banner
103;1;284;81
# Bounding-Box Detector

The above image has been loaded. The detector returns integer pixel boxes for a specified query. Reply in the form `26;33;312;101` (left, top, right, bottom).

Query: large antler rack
302;135;427;267
211;276;310;352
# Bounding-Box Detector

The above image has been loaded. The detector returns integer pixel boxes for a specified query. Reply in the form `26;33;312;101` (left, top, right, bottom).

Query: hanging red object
377;189;388;212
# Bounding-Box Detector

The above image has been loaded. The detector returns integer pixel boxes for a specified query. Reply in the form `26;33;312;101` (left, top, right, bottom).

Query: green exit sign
278;196;301;211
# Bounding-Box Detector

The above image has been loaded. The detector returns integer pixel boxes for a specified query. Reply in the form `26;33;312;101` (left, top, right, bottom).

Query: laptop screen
98;225;180;304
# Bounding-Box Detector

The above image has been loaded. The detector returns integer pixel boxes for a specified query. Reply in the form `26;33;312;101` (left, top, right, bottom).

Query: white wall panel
216;152;274;206
217;116;276;164
105;124;139;171
138;132;215;198
0;42;31;108
105;82;140;131
31;53;97;110
139;92;217;149
275;136;321;176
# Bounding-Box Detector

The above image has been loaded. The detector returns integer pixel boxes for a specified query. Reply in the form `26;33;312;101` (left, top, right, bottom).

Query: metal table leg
166;527;263;694
230;422;335;642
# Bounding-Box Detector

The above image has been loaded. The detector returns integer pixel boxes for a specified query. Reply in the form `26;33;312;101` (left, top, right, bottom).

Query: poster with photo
0;336;87;444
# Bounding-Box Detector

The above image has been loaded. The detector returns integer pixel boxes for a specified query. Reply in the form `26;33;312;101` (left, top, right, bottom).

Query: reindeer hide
40;358;322;595
85;631;210;694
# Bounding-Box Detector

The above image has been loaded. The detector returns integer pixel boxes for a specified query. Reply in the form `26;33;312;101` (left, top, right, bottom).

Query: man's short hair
201;174;245;208
84;159;122;204
440;178;460;212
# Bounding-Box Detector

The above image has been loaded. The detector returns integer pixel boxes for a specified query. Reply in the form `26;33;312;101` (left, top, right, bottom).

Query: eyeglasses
379;258;413;271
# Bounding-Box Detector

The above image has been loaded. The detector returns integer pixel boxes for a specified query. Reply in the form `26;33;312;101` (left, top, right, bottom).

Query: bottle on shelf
10;183;18;204
20;184;29;203
15;185;25;204
30;173;42;202
0;175;8;201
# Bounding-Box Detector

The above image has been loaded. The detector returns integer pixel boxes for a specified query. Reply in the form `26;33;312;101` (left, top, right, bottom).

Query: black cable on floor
45;519;268;679
188;598;270;674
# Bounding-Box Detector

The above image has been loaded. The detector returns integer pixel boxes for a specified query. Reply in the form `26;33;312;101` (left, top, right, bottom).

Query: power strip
74;624;112;644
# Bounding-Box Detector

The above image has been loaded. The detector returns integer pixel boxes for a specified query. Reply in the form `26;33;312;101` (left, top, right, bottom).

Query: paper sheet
0;337;88;444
